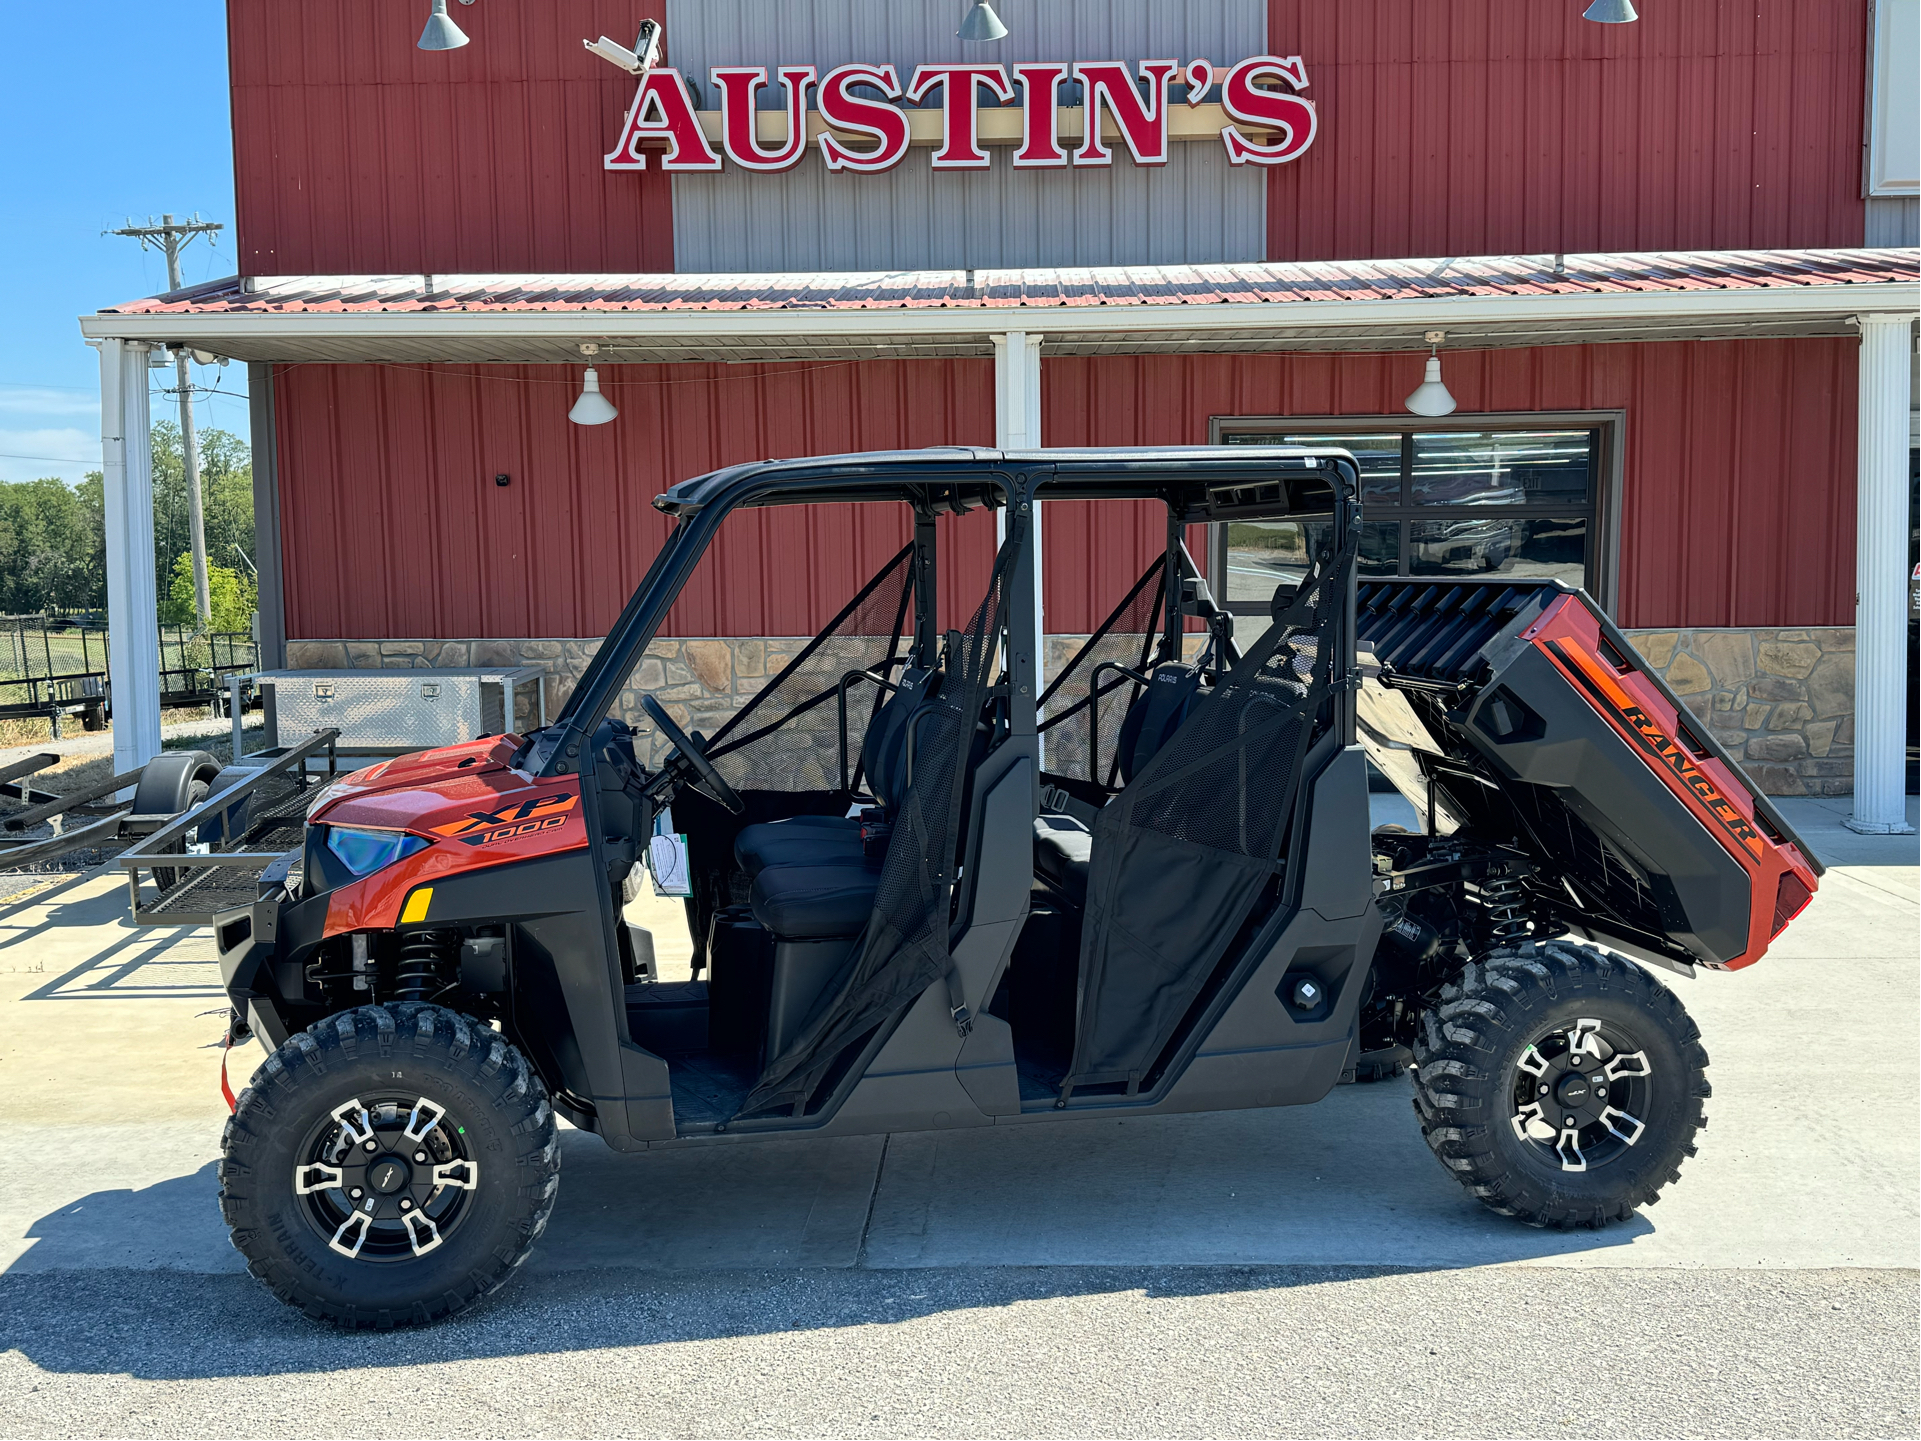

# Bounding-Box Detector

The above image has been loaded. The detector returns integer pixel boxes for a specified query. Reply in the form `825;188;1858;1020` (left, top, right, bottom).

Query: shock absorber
394;929;459;1003
1481;873;1531;949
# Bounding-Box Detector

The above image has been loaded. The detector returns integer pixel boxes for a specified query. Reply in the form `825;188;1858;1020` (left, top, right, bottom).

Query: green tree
150;421;254;602
0;475;107;614
161;552;257;633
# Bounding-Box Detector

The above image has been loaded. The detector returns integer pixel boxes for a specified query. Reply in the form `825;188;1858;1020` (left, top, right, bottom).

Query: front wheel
1411;940;1709;1228
219;1004;559;1328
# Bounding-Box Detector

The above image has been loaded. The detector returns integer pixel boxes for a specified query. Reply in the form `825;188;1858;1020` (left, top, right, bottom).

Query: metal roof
82;249;1918;365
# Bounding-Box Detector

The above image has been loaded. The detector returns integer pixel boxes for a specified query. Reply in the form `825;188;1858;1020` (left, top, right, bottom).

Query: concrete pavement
0;795;1914;1436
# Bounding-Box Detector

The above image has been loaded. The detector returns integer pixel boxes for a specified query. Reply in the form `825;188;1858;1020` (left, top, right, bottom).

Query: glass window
1225;430;1402;504
1412;431;1591;506
1212;423;1602;610
1223;519;1396;610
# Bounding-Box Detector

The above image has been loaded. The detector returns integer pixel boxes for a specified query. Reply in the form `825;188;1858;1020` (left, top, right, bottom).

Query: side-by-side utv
211;448;1822;1327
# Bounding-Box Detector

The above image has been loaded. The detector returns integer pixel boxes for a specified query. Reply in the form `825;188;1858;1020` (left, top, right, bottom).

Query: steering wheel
641;695;744;814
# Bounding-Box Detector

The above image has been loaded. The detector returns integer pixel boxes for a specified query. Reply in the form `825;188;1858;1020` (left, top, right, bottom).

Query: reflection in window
1407;516;1588;585
1212;425;1601;608
1224;520;1397;610
1411;431;1591;506
1224;431;1403;504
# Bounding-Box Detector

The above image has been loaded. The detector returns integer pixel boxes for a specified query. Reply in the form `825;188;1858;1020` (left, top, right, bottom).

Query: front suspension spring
394;929;459;1003
1481;874;1531;948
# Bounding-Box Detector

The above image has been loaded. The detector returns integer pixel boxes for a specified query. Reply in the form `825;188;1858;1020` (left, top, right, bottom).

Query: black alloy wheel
293;1092;480;1262
1410;939;1710;1228
221;1003;559;1328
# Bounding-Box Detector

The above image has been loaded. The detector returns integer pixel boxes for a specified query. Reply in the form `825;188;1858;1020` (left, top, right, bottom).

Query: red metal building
82;0;1918;821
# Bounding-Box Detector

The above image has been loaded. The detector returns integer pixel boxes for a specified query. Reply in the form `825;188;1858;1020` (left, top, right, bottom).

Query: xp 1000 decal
430;791;578;847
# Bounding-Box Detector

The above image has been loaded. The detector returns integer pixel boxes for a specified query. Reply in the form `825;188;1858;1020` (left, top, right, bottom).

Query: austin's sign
599;58;1318;174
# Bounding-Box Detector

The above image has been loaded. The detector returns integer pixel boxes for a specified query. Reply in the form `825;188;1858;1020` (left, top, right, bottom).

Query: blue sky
0;2;246;485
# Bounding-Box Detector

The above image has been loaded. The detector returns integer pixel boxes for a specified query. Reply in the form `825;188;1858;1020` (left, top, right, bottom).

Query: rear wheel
1410;940;1709;1228
219;1003;559;1328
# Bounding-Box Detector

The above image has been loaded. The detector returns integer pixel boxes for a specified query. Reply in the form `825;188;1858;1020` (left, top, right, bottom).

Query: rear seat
1033;663;1207;907
1033;814;1093;904
732;667;938;878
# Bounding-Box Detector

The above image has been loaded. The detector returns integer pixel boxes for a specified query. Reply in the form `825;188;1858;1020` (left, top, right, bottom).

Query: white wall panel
664;0;1267;272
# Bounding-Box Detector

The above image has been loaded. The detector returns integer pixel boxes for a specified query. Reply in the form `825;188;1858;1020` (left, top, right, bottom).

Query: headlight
324;826;431;878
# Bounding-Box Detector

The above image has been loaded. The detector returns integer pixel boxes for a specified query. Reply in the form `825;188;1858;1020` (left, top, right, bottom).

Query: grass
2;712;264;796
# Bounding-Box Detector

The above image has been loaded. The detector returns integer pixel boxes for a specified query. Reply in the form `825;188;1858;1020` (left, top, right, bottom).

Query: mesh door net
1062;529;1357;1099
1037;558;1168;790
698;542;917;795
736;524;1019;1120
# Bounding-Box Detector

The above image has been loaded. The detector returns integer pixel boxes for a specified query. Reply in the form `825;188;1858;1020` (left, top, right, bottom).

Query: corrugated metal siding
673;148;1262;273
228;0;675;275
276;359;996;641
1865;197;1921;247
666;0;1265;271
1043;341;1860;630
1264;0;1870;259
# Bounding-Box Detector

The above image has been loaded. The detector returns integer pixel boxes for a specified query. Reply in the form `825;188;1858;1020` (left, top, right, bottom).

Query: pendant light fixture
958;2;1009;42
569;345;618;426
418;0;471;51
1404;331;1458;417
1581;0;1639;22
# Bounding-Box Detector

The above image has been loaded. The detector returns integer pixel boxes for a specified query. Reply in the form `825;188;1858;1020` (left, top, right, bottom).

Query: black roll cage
520;446;1360;782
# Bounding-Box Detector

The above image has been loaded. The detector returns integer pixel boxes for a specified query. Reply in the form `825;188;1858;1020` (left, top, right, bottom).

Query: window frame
1207;409;1624;616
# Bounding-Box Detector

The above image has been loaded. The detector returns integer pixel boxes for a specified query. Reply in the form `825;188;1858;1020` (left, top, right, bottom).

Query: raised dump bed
1355;577;1821;975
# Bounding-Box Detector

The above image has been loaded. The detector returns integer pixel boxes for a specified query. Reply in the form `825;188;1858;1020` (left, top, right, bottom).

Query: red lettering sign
597;53;1320;174
1220;56;1317;166
712;66;816;173
907;63;1015;169
817;63;912;173
604;69;722;172
1072;59;1178;167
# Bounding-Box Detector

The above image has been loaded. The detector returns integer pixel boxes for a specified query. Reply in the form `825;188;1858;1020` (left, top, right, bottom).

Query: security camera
584;18;661;75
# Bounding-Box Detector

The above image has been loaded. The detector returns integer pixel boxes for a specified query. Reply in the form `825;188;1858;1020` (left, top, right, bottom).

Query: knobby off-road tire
1410;939;1710;1228
220;1003;559;1329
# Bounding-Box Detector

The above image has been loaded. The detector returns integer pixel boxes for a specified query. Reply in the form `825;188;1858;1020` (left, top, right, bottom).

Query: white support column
994;330;1045;690
1847;313;1916;835
94;337;164;782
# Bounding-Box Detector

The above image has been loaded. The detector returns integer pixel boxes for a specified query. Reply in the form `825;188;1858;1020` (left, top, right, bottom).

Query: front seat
732;667;940;877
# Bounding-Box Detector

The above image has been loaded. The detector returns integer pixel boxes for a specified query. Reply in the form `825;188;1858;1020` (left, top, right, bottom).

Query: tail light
1771;871;1812;937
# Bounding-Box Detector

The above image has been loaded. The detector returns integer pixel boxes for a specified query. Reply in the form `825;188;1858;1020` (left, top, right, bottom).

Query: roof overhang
78;249;1919;366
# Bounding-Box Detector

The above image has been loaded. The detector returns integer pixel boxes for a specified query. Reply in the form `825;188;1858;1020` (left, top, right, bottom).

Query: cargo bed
1354;578;1821;973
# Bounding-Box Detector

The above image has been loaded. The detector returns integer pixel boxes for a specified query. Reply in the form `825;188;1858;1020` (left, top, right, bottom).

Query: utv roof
651;446;1356;521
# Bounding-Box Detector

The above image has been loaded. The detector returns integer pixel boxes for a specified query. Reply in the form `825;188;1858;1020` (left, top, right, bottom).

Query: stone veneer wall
288;627;1857;795
1620;627;1855;796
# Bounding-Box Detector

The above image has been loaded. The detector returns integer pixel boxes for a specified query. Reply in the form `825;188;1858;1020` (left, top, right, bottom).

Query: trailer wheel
219;1003;559;1329
1410;940;1709;1228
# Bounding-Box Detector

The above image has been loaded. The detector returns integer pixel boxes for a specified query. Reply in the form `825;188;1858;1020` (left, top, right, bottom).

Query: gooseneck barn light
569;345;618;426
1404;331;1459;417
958;3;1009;42
1581;0;1639;22
418;0;472;52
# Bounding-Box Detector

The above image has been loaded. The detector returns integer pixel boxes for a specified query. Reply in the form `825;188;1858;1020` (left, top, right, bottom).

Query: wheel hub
293;1094;480;1261
1510;1018;1652;1172
366;1154;414;1194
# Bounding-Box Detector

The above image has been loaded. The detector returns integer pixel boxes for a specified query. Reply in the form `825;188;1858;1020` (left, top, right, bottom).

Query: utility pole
109;212;223;629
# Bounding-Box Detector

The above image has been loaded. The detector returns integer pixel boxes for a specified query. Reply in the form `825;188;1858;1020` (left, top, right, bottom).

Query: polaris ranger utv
211;448;1821;1327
